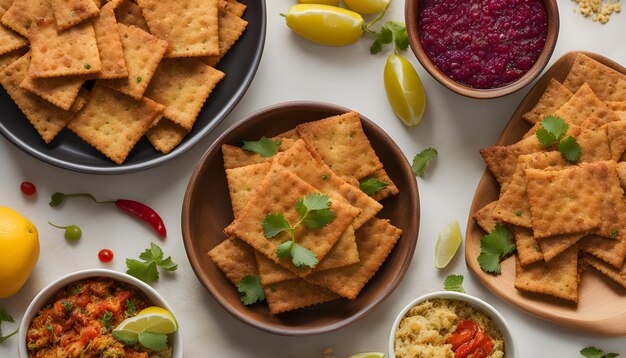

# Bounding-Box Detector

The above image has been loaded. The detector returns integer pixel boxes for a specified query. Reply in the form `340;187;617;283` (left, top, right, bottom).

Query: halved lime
435;220;462;269
348;352;386;358
114;306;178;334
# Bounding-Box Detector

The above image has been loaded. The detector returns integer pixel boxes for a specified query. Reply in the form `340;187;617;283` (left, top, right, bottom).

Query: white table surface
1;0;625;356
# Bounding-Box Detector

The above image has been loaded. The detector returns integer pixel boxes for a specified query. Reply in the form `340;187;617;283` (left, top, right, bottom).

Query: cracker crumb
574;0;621;24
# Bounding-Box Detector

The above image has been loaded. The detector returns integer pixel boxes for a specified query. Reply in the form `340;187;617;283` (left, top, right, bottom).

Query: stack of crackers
208;112;404;314
0;0;248;164
475;54;626;303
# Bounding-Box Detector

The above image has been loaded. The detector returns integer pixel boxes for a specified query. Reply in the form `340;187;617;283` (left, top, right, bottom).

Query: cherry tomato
20;181;36;196
384;54;427;127
285;4;364;46
98;249;114;263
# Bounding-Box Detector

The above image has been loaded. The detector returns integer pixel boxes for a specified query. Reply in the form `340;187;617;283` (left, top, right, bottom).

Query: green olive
64;225;81;241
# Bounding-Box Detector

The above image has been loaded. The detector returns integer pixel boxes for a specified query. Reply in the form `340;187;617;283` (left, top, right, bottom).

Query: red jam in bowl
419;0;548;89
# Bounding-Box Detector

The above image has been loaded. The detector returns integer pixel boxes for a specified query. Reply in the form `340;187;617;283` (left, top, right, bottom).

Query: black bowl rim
181;101;420;336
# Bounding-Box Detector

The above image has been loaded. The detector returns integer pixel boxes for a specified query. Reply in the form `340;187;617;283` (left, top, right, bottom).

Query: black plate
0;1;266;174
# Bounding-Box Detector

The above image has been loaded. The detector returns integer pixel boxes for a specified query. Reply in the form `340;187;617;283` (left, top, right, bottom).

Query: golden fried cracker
296;112;383;180
576;127;611;163
145;117;188;154
304;218;402;300
581;234;626;269
275;128;300;140
224;0;246;17
0;53;83;143
538;233;585;262
208;236;258;286
314;225;359;272
583;254;626;289
0;47;26;72
512;227;544;266
480;135;546;186
28;19;101;78
115;0;149;31
49;0;99;31
0;23;27;56
365;169;399;202
67;85;164;164
1;0;52;37
472;200;498;233
225;162;271;218
264;279;339;314
136;0;219;57
200;9;247;67
563;54;626;102
144;57;225;130
254;251;297;286
617;162;626;190
224;163;360;276
606;121;626;161
605;101;626;121
102;24;167;100
19;73;83;111
93;2;128;79
522;79;573;124
221;139;297;169
587;161;626;239
514;244;580;303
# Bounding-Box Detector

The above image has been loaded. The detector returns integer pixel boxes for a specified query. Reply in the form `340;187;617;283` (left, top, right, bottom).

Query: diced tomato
116;290;132;304
79;326;99;345
455;329;487;358
446;320;479;351
75;293;91;307
468;335;495;358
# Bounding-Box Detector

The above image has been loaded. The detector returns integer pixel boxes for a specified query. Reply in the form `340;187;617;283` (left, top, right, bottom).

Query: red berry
98;249;114;263
20;181;36;196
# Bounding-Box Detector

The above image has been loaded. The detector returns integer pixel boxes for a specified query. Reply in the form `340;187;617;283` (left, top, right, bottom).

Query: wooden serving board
465;51;626;337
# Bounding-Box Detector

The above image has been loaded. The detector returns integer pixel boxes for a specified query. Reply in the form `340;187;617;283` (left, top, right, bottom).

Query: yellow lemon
344;0;390;15
285;4;364;46
0;206;39;298
114;306;178;334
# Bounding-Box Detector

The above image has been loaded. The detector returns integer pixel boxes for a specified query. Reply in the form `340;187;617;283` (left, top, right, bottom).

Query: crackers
200;9;247;67
49;0;100;31
563;54;626;102
521;79;573;124
93;2;128;79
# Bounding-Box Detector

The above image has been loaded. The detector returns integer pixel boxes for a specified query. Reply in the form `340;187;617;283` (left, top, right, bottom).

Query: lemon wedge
114;306;177;334
435;221;462;269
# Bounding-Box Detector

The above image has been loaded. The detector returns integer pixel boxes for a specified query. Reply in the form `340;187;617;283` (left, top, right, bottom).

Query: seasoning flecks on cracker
145;117;188;154
563;54;626;102
512;227;544;267
1;0;53;37
49;0;100;31
93;2;128;79
225;162;271;218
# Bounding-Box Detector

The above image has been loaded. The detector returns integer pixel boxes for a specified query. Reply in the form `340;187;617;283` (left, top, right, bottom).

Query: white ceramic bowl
18;269;183;358
388;291;517;357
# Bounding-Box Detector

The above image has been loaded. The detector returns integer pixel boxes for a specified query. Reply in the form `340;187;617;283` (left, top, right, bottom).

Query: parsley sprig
237;275;266;305
477;223;516;274
262;193;336;268
359;177;389;195
412;147;438;177
443;274;465;293
580;346;619;358
535;115;581;162
360;1;408;55
0;308;18;344
240;137;282;158
126;243;178;283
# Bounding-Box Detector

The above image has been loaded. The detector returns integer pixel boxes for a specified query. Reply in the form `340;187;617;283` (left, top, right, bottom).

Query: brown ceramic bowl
405;0;559;99
182;101;420;336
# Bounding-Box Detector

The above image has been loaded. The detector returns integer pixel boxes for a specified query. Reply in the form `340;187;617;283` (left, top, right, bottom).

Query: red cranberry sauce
419;0;548;89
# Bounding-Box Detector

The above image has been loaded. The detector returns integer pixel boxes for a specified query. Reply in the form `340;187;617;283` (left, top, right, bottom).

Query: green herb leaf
542;115;569;139
157;257;178;271
302;193;331;211
275;240;294;259
580;346;620;358
240;137;282;158
140;243;163;262
112;330;139;345
558;136;581;162
477;223;516;274
369;21;408;54
535;127;558;147
302;209;335;229
98;311;114;331
262;213;291;238
124;299;137;318
443;274;465;293
0;308;18;344
63;301;72;313
359;178;389;195
412;147;438;177
138;332;168;352
126;243;177;283
237;275;266;305
291;243;318;268
370;26;392;54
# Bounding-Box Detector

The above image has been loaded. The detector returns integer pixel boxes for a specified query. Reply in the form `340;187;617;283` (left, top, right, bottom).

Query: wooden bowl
405;0;560;99
181;101;420;336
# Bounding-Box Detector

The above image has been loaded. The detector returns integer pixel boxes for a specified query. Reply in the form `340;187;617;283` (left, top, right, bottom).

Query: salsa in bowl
18;269;182;358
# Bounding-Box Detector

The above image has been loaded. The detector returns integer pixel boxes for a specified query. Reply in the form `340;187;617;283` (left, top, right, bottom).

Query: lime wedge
114;306;178;334
348;353;386;358
435;220;462;269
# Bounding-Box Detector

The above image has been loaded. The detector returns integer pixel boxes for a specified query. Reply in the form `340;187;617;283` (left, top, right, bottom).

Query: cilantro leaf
542;115;569;139
240;137;282;158
302;209;335;229
412;147;438;177
291;243;318;268
138;332;168;352
262;213;291;238
302;193;332;211
295;199;308;219
477;223;515;274
535;127;558;147
237;275;266;305
443;274;465;293
126;243;177;283
0;308;18;344
581;346;620;358
370;26;392;54
275;240;294;259
558;136;581;162
112;330;139;345
369;21;408;54
359;178;389;195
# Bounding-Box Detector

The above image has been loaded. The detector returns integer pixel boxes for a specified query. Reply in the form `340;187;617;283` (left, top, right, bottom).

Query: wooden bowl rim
405;0;560;99
181;101;420;336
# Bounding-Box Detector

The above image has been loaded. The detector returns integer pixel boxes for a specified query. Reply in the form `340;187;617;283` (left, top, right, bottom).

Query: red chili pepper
114;199;166;237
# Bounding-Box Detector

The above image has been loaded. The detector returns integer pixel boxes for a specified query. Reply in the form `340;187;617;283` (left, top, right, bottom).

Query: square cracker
145;117;188;154
522;79;573;124
365;169;399;202
0;23;28;56
563;54;626;102
512;227;544;266
0;53;85;143
581;234;626;269
49;0;100;31
304;218;402;300
19;73;84;111
67;85;164;164
587;161;626;239
264;278;339;315
28;20;101;78
144;57;225;130
583;254;626;289
136;0;219;57
605;101;626;121
208;236;258;286
200;9;247;67
606;121;626;161
525;163;605;239
93;2;128;79
221;139;297;170
275;140;380;230
575;127;611;163
472;200;498;233
0;47;26;72
1;0;53;37
224;162;360;276
223;0;246;17
226;162;272;218
254;251;297;286
538;233;585;262
479;134;547;187
514;244;580;303
115;0;150;32
101;24;167;100
296;112;383;180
